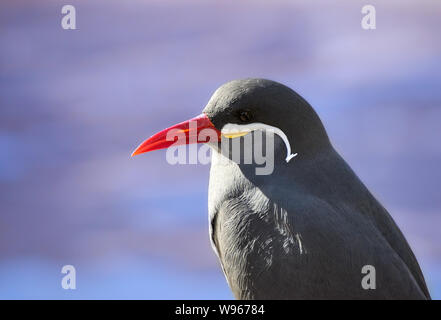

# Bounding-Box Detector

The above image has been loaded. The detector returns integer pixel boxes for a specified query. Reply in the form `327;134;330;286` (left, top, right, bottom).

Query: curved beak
131;113;220;157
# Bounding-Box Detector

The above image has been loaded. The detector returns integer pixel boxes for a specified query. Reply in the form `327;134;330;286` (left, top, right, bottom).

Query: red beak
131;113;220;157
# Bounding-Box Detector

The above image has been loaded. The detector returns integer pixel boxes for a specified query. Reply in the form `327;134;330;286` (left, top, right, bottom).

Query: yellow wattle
222;132;250;139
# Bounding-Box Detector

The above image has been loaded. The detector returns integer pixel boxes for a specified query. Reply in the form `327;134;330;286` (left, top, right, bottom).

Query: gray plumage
204;78;430;300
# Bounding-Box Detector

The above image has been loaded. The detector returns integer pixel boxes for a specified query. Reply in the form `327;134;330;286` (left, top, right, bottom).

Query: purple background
0;0;440;299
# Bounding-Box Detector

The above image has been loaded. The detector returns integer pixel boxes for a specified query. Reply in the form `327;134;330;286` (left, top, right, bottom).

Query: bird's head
131;78;330;163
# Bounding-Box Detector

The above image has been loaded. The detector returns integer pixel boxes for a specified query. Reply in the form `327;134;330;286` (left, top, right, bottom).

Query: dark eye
239;111;252;122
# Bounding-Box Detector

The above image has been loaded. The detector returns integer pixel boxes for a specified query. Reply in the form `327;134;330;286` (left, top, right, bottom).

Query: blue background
0;0;440;299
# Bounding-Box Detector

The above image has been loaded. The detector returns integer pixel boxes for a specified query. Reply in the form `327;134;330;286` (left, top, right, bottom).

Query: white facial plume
221;123;298;163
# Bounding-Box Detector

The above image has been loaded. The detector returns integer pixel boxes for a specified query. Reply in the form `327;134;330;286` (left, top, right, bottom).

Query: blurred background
0;0;440;299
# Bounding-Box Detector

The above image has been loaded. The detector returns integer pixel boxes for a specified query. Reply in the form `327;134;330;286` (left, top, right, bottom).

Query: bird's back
208;147;430;299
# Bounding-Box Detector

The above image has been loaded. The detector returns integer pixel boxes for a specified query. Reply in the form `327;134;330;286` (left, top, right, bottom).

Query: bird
131;78;431;300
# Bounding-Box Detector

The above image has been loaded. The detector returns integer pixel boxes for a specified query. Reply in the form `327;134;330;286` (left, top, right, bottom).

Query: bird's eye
239;111;252;123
